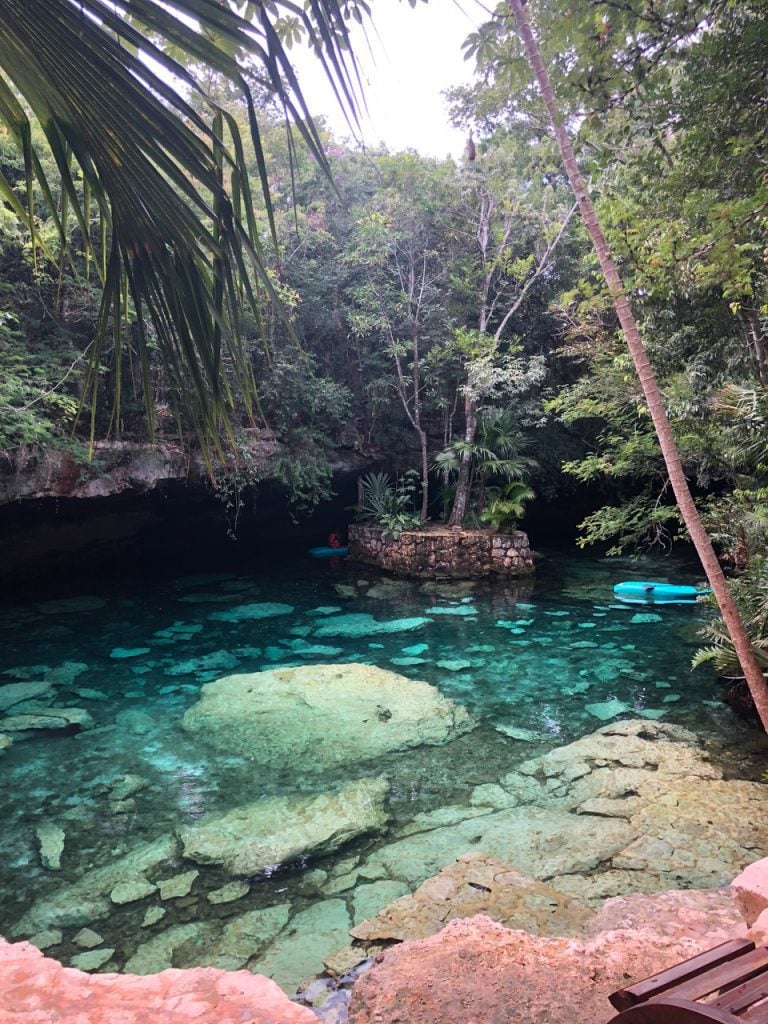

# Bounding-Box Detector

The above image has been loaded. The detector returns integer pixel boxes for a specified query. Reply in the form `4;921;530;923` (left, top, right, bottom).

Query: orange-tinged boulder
0;937;317;1023
348;890;745;1024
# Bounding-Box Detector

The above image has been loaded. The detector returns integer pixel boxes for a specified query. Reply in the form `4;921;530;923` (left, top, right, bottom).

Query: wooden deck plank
609;996;750;1023
741;997;768;1024
711;974;768;1015
660;948;768;1003
610;940;756;1011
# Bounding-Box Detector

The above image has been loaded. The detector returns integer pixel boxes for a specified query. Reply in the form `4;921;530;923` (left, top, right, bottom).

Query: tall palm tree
0;0;361;443
507;0;768;730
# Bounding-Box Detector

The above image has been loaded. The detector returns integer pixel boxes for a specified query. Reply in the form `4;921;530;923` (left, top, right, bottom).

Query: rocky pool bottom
0;550;766;1003
3;719;768;1024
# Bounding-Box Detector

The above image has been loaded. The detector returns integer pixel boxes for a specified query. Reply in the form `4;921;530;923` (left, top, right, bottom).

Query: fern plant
354;471;421;539
479;481;536;532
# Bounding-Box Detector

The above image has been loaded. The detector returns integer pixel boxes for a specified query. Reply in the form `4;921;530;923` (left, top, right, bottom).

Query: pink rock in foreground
348;913;744;1024
731;857;768;927
0;938;317;1024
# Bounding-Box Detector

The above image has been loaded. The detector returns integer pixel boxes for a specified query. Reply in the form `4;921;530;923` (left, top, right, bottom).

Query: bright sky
290;1;489;161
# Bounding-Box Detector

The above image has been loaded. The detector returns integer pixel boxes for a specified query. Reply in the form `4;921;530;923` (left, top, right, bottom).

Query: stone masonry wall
348;524;534;579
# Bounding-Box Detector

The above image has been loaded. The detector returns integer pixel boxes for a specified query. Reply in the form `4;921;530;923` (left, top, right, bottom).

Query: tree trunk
449;397;478;527
392;343;430;521
742;310;768;387
419;426;429;521
508;0;768;730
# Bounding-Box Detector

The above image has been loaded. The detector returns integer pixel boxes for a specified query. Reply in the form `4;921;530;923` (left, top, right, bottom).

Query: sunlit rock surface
181;663;474;770
351;853;592;943
347;900;744;1024
0;937;317;1023
732;857;768;928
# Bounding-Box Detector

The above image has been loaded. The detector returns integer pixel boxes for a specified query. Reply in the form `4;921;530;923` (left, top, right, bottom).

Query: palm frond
0;0;364;448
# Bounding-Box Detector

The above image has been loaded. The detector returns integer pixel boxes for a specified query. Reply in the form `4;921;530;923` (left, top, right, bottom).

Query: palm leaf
0;0;364;448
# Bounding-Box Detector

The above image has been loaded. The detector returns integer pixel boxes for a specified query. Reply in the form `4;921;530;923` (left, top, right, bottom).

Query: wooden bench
608;938;768;1023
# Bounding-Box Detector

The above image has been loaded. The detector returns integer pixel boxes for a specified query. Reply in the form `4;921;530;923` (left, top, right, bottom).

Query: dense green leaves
0;0;364;445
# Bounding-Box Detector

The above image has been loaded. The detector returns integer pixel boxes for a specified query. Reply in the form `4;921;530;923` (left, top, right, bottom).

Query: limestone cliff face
0;435;370;505
0;436;282;504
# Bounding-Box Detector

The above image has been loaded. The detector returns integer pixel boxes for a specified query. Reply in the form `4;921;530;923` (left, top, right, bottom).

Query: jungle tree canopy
0;0;366;442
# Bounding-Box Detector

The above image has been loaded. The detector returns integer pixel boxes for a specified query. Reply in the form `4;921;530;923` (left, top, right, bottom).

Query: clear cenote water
0;546;750;989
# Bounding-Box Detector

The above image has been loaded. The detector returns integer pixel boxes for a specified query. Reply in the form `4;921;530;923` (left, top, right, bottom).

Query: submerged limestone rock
357;803;634;890
109;774;149;801
313;613;432;638
352;881;411;926
13;833;179;935
141;907;166;928
0;680;52;711
254;899;352;994
70;948;114;972
157;870;198;900
208;602;294;622
343;719;768;904
124;922;218;975
425;605;478;617
45;661;89;687
73;929;104;949
35;823;65;871
28;929;62;950
164;651;239;677
1;707;94;734
178;777;390;876
206;904;292;972
206;881;251;905
181;663;474;771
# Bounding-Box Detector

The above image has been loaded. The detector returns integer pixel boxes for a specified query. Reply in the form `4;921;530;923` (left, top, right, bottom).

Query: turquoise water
0;548;744;985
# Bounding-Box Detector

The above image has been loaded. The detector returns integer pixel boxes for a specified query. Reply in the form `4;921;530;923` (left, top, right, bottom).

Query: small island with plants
349;452;536;577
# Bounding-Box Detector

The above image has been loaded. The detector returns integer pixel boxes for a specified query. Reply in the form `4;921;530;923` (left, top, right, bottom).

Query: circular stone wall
348;524;534;579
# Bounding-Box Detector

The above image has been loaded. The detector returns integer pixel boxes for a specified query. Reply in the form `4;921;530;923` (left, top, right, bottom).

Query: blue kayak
309;546;349;558
614;581;711;604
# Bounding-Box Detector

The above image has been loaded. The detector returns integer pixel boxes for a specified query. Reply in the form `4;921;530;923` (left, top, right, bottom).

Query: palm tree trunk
507;0;768;730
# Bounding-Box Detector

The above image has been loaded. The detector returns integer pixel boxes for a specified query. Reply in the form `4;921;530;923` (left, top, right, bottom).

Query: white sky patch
289;1;488;160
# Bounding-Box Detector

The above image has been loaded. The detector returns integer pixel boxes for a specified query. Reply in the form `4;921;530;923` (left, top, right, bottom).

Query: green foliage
0;309;85;452
211;433;264;540
575;496;684;555
354;470;422;539
0;0;365;444
434;408;536;525
692;556;768;678
479;481;536;531
242;350;352;517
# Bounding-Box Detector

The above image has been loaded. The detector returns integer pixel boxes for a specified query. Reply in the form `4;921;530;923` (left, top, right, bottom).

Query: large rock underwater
0;550;765;997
